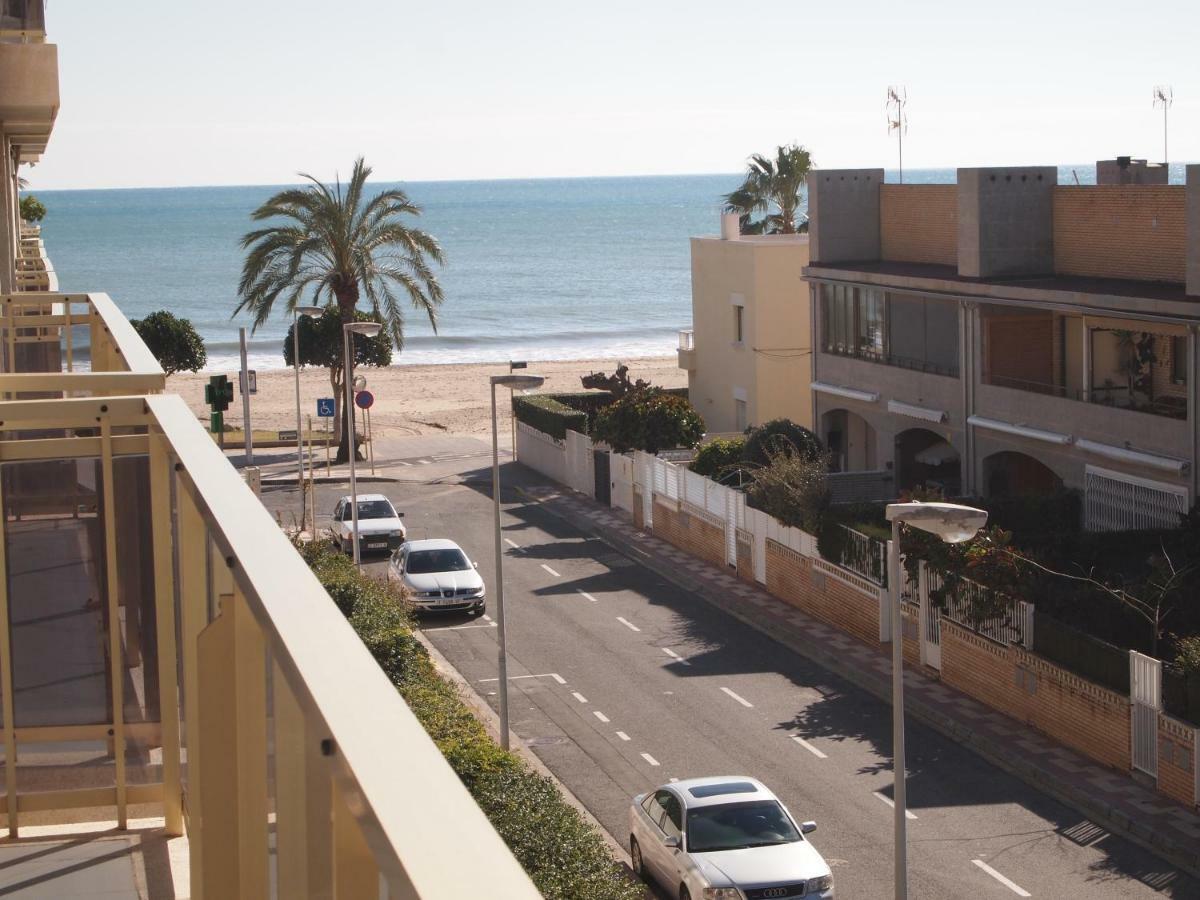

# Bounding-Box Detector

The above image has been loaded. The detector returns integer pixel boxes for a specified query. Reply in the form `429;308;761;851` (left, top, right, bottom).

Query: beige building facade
680;215;812;434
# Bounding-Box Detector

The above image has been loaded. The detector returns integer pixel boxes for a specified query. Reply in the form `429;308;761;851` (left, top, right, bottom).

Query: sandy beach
168;356;685;447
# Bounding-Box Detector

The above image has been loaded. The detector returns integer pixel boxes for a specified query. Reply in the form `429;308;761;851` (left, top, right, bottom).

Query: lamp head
886;501;988;544
295;305;323;318
491;374;546;390
344;321;383;337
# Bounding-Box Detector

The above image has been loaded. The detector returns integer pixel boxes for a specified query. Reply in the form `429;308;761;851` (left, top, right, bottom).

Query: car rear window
688;781;758;799
406;549;470;574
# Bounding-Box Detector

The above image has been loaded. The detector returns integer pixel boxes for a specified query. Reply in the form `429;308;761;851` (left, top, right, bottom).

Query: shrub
19;194;46;223
591;389;704;454
513;394;588;441
691;438;746;482
742;418;823;468
130;310;208;375
744;446;830;531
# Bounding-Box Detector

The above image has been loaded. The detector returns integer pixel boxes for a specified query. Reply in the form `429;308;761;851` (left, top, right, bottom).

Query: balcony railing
0;0;45;39
821;341;959;378
982;370;1188;421
679;328;695;351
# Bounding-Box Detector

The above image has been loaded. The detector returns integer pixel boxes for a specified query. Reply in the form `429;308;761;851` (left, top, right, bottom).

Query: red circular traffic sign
354;389;375;410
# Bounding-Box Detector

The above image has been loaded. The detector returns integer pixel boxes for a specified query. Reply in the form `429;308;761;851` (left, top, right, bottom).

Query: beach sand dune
168;356;685;448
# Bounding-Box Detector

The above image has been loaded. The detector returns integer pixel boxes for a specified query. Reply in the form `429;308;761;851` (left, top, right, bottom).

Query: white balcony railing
679;328;695;351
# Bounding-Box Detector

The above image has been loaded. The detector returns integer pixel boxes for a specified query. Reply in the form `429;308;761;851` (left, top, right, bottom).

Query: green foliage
1033;611;1130;693
722;144;814;235
297;541;639;900
130;310;207;375
691;438;747;482
591;389;704;454
1173;636;1200;675
283;306;392;372
513;394;589;441
744;446;830;532
19;194;46;223
901;525;1024;625
977;490;1082;546
742;419;823;468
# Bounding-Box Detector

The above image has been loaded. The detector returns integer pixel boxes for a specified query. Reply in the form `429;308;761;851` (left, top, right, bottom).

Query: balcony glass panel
819;284;959;377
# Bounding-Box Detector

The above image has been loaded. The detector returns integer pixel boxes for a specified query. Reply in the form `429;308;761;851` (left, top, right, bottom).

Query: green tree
236;157;444;461
283;307;392;447
592;389;704;454
722;144;814;235
745;445;830;531
19;195;46;223
742;418;823;468
130;310;207;375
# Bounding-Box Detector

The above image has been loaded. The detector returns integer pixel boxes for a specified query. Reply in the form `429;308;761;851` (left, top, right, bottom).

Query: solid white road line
540;563;561;577
571;691;588;704
616;617;641;632
872;791;917;819
640;752;660;767
662;647;691;666
577;590;599;602
504;538;520;549
790;734;828;759
593;711;610;723
615;731;631;741
720;687;754;708
479;673;563;683
971;860;1031;897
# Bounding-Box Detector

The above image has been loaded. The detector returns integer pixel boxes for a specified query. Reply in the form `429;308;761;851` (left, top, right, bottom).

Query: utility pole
239;327;253;465
887;86;908;183
1153;85;1173;167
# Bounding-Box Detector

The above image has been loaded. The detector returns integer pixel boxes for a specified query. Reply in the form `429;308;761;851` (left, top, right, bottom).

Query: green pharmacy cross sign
204;374;234;433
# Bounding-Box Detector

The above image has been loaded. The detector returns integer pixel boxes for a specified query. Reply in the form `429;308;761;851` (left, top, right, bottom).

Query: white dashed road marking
540;563;561;577
504;538;520;549
720;687;754;708
790;735;828;759
971;860;1030;897
640;753;660;767
662;648;690;666
577;590;599;602
439;622;497;631
593;711;610;723
873;791;917;819
615;731;631;741
571;691;588;704
479;673;564;684
616;617;641;632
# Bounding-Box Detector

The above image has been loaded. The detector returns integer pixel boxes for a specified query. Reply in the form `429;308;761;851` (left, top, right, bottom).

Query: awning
914;440;960;466
1075;439;1189;475
967;415;1072;446
887;400;948;424
811;381;879;404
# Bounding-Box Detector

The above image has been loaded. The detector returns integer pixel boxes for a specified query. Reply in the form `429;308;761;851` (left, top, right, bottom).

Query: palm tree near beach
236;156;444;462
722;144;814;235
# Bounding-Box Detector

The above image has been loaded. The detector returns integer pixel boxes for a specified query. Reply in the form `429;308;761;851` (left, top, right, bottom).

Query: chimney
1096;158;1168;185
721;213;741;241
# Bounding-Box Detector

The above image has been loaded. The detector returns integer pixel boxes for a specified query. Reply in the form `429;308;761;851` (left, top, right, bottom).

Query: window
406;549;471;574
820;284;958;377
657;791;683;841
1172;336;1188;385
348;499;396;520
734;398;748;432
642;793;666;833
685;800;801;853
733;305;744;343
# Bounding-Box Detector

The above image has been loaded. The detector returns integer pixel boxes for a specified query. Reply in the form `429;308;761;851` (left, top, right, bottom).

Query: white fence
1130;651;1162;777
515;422;595;499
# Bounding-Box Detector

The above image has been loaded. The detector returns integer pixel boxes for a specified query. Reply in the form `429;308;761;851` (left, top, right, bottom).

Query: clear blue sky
26;0;1199;189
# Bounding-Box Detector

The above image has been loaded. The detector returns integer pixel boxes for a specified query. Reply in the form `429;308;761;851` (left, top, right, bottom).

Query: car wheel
629;837;644;879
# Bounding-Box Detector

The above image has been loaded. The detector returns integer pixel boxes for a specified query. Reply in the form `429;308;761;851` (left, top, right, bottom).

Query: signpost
317;398;335;474
239;328;253;465
355;390;376;475
204;374;233;450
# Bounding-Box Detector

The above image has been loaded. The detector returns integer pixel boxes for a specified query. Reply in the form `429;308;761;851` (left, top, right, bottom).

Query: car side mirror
663;835;681;850
473;561;479;569
397;512;405;517
801;821;817;835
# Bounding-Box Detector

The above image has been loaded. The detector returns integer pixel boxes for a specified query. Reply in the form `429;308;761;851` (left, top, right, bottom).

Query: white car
330;494;406;555
629;776;833;900
389;539;485;615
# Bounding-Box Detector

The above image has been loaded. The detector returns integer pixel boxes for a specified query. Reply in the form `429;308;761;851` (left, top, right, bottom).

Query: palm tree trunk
334;293;363;464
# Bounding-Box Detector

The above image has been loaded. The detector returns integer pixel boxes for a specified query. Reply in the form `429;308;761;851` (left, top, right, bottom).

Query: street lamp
343;320;383;571
293;305;323;533
490;372;545;750
885;501;987;900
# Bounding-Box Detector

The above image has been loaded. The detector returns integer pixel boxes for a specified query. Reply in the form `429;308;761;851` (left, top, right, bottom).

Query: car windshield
686;800;800;853
406;549;470;574
344;500;394;520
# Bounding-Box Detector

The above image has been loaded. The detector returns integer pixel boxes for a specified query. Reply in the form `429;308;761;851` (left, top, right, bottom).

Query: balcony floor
0;820;187;899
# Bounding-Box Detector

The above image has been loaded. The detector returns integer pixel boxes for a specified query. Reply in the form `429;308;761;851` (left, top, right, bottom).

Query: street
259;436;1197;899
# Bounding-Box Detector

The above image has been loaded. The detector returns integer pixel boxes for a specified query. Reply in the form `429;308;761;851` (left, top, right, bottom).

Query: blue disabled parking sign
317;398;335;418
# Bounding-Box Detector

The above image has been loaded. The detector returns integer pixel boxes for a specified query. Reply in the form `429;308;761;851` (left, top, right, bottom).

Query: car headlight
810;874;834;892
416;590;441;599
703;889;742;900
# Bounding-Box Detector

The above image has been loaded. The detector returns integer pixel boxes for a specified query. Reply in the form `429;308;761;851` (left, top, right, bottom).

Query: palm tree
236;157;444;462
722;144;814;235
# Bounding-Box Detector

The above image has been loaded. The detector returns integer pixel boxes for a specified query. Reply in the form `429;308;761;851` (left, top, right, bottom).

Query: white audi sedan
388;539;486;616
629;777;833;900
330;494;406;556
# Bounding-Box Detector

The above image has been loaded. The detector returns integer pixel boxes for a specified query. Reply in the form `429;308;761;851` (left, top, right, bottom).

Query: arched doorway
983;451;1063;498
895;428;960;495
821;409;877;472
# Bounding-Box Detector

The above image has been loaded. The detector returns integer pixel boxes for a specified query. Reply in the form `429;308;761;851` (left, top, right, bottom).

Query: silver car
629;776;833;899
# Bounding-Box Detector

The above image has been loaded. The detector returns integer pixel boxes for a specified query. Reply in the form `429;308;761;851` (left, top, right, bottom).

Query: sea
33;164;1191;371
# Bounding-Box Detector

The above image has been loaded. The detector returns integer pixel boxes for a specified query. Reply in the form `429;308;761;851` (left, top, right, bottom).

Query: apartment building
0;5;538;897
804;161;1200;530
680;214;813;433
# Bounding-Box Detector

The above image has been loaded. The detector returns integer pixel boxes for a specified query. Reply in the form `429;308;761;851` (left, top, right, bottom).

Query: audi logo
763;889;789;899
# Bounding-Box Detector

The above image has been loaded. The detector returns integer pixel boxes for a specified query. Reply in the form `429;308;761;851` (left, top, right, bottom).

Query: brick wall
880;184;957;266
942;620;1132;772
1053;186;1187;283
736;537;754;584
653;499;726;570
1157;716;1197;808
633;487;644;530
901;603;921;668
765;541;880;647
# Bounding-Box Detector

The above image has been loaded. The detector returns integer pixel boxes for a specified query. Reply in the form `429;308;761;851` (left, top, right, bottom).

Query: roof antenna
1153;85;1173;168
887;86;908;183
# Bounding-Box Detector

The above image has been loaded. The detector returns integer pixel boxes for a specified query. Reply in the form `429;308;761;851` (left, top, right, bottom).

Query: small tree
19;195;46;223
130;310;207;375
580;363;650;398
691;437;747;484
283;307;391;451
745;444;830;531
743;418;823;468
592;389;704;454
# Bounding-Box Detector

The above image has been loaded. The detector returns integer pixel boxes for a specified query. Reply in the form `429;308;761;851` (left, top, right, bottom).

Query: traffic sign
317;398;335;418
278;429;298;442
355;390;375;410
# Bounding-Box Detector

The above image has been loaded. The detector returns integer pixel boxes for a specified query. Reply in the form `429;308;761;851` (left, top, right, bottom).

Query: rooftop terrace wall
1053;185;1187;284
880;184;957;266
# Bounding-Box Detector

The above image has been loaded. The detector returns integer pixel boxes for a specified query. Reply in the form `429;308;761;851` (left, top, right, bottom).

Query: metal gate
1130;651;1161;776
593;451;611;506
917;563;941;670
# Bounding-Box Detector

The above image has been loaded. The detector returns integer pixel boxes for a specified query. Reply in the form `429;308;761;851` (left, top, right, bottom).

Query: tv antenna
887;86;908;183
1152;85;1173;167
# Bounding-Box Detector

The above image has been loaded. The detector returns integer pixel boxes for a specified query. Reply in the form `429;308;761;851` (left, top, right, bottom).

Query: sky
24;0;1200;190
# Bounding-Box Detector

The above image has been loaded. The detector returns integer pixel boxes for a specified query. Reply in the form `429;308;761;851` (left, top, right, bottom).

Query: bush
297;541;639;900
130;310;208;375
591;389;704;454
513;394;588;441
691;438;746;482
744;447;830;531
19;194;46;223
742;419;823;468
1032;611;1130;693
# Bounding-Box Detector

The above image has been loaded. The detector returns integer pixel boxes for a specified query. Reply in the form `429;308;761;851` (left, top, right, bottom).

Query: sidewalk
519;483;1200;880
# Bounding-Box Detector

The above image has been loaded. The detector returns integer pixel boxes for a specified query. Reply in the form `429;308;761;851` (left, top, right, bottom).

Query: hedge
512;394;588;441
295;540;640;900
1032;610;1130;693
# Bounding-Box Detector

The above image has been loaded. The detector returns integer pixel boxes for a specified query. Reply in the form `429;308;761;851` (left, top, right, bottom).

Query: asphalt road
261;445;1197;899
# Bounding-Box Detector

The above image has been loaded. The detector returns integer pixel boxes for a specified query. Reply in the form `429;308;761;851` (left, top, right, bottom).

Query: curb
525;489;1200;883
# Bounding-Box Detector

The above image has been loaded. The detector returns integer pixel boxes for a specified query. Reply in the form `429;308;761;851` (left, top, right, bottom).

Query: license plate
367;541;387;549
436;596;460;606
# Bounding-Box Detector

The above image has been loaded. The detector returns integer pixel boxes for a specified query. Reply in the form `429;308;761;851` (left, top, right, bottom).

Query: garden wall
1157;716;1196;807
764;540;881;647
652;499;726;570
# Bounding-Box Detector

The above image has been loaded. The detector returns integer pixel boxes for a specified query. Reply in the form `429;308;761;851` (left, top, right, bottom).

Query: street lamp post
293;305;323;533
343;321;383;571
489;372;545;750
885;501;987;900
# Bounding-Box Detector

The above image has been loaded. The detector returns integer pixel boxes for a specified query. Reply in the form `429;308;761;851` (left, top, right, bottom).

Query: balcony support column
333;786;381;899
0;469;19;836
1189;326;1197;501
961;301;977;495
99;416;127;829
1081;317;1091;404
176;482;208;896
